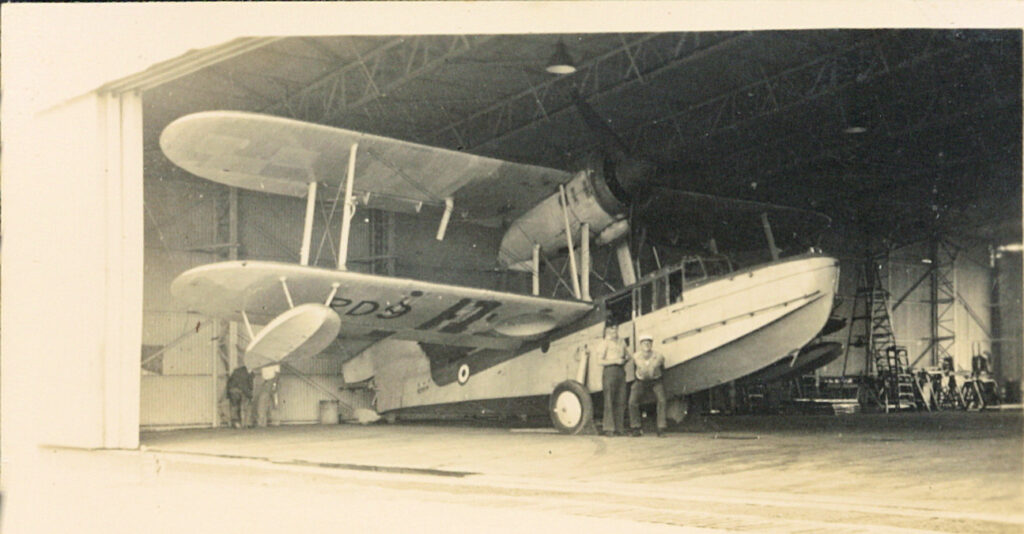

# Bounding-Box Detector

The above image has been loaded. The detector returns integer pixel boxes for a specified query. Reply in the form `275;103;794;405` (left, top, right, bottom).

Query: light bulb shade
839;93;869;134
546;40;577;74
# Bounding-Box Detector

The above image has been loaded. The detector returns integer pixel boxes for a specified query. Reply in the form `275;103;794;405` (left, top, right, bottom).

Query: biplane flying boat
161;96;840;433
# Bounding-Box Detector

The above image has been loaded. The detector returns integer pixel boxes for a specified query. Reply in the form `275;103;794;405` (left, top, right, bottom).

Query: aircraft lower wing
160;111;572;226
171;261;595;357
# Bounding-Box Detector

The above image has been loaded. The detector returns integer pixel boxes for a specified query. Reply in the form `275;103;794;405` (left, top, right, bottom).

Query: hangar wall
819;241;1007;384
390;212;507;290
995;253;1022;397
141;169;422;428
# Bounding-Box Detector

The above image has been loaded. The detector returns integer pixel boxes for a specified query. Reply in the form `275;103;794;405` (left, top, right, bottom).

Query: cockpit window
684;258;707;281
638;282;653;315
669;269;684;303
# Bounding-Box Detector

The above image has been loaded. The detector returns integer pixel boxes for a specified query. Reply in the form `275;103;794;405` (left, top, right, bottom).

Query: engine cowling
498;153;645;271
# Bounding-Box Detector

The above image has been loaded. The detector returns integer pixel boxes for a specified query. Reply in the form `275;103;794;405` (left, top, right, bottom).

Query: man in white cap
589;323;630;436
629;333;667;437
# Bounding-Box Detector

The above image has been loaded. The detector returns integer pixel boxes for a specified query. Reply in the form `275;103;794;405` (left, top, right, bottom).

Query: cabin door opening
605;293;633;326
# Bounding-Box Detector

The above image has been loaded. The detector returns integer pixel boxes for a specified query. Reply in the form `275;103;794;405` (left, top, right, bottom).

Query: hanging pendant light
546;39;577;75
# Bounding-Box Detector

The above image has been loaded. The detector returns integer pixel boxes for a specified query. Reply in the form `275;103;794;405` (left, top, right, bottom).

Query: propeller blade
570;89;631;157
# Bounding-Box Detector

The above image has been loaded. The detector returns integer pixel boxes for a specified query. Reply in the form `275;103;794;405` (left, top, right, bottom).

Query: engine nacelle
499;154;639;271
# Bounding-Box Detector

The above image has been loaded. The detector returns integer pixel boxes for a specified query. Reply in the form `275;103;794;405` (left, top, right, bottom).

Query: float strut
279;277;295;309
324;282;341;307
240;310;256;340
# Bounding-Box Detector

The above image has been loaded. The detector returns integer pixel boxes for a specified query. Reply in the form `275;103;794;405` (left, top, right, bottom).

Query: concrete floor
5;410;1021;533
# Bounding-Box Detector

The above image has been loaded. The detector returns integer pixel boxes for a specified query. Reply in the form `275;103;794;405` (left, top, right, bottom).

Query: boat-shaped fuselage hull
373;254;839;416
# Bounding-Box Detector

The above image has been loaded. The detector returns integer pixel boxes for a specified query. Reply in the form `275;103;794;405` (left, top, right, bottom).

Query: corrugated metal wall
995;255;1022;395
820;241;999;378
141;375;218;426
142;173;221;427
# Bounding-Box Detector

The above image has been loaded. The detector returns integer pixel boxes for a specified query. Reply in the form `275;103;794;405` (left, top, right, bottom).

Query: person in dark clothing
228;364;254;429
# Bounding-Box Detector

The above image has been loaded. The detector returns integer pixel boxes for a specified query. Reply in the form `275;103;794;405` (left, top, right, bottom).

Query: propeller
569;90;832;257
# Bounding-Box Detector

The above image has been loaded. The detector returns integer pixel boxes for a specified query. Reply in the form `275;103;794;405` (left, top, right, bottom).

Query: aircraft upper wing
171;261;594;351
160;111;573;226
638;187;832;252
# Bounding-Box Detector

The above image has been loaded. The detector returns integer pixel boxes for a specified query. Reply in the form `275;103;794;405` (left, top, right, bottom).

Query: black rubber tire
548;380;594;434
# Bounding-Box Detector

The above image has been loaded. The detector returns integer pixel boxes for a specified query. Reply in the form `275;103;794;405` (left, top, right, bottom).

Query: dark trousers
228;388;250;427
601;365;627;433
629;379;667;430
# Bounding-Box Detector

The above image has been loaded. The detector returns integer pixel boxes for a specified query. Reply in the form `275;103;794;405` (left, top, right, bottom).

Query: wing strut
559;184;582;300
581;222;591;302
532;244;541;296
615;242;637;286
338;143;359;270
761;212;780;261
300;181;318;266
436;196;454;241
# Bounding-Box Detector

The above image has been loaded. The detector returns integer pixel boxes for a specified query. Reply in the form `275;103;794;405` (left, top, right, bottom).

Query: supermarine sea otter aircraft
161;98;840;434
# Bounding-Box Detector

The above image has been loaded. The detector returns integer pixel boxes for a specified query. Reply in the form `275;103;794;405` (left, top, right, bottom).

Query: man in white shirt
628;334;667;437
590;324;629;436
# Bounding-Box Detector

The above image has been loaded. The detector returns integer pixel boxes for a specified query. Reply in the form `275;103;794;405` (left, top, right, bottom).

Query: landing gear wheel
549;380;594;434
961;382;985;411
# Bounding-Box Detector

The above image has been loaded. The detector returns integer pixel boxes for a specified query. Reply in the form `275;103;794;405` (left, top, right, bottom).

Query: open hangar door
2;37;295;451
138;31;1024;428
14;29;1011;439
3;89;146;450
137;30;1020;428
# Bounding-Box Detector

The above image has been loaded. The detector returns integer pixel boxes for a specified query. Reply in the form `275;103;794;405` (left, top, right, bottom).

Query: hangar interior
134;30;1021;428
5;24;1023;534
